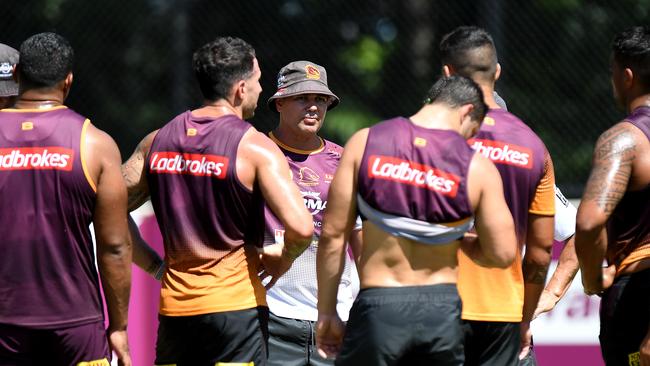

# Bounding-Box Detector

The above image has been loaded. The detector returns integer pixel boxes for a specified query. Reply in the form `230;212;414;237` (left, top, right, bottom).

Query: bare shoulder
340;128;369;162
84;122;121;163
468;152;500;187
593;121;639;160
469;152;498;177
241;126;276;148
238;127;285;164
134;130;159;155
582;121;642;213
122;129;159;170
344;128;369;149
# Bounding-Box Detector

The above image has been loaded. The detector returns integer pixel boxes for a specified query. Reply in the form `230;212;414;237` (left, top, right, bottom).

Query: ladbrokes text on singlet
0;147;73;171
149;151;228;178
368;155;459;197
469;139;532;169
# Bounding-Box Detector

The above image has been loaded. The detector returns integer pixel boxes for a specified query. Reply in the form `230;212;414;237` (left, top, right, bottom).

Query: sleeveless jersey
146;111;266;316
607;106;650;274
0;106;99;328
264;133;357;321
358;117;474;230
459;108;555;322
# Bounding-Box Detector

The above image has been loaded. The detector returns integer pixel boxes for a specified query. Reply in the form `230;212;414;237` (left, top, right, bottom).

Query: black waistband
357;284;458;303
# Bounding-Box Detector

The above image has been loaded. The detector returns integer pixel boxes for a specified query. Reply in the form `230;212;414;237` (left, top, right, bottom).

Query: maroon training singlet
358;117;474;224
146;111;265;266
0;106;99;328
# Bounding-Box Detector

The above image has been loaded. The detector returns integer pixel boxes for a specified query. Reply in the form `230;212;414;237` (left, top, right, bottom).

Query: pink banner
125;211;606;366
128;214;163;366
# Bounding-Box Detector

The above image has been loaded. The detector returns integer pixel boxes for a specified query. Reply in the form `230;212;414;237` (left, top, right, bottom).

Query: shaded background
5;0;650;197
4;1;649;365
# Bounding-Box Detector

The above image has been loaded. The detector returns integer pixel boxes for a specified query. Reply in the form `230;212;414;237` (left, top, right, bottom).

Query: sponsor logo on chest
149;151;228;178
0;147;74;171
302;191;327;216
368;155;459;197
469;139;533;169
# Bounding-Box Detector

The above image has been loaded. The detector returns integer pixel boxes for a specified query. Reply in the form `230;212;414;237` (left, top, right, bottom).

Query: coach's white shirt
554;185;576;242
265;224;361;322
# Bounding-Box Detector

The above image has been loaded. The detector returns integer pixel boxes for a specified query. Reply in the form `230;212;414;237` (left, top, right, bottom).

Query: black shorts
335;284;464;366
0;320;110;365
155;306;269;366
599;268;650;365
267;312;332;366
463;320;520;366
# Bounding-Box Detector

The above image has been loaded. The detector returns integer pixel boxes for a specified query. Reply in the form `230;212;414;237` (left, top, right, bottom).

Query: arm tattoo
121;141;150;211
582;124;636;214
522;260;549;284
121;157;143;187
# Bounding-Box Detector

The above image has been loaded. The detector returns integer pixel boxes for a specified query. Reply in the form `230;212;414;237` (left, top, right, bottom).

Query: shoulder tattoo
582;124;636;214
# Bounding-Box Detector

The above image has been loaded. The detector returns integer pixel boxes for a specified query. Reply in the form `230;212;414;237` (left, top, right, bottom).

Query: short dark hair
18;32;74;88
612;26;650;89
440;26;498;83
193;37;256;101
424;75;487;122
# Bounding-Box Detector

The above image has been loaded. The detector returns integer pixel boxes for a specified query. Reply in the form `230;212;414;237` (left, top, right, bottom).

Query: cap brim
267;80;340;112
0;80;18;97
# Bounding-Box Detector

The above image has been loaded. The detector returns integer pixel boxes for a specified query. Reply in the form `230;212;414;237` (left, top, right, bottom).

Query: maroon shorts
0;320;110;365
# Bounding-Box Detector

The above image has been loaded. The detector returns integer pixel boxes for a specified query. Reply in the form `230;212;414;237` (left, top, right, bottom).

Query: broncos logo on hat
305;65;321;80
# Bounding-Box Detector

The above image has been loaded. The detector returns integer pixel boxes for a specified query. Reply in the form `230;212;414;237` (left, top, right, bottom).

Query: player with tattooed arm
575;26;650;366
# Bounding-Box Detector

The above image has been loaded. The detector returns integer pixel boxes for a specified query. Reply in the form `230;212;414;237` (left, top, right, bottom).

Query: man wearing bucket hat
264;60;362;366
0;43;19;109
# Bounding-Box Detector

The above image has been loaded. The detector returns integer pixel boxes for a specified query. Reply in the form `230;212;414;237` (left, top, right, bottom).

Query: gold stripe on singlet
80;119;97;192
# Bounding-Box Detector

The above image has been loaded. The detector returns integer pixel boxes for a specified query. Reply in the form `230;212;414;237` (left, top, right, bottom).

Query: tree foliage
2;0;649;195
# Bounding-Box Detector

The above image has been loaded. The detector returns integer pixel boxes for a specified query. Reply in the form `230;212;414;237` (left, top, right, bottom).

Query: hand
257;243;294;289
518;321;532;360
640;329;650;366
583;264;616;296
533;289;560;319
459;232;485;265
107;329;132;366
316;314;346;359
460;232;478;249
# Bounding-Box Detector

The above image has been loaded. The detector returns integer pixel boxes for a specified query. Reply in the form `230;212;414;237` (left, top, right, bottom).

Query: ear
232;79;246;102
62;72;74;98
274;98;283;112
495;63;501;82
12;65;18;83
623;68;634;88
65;72;73;87
442;65;453;77
459;103;474;121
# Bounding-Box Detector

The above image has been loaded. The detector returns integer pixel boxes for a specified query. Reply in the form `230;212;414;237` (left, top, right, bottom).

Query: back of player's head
612;26;650;89
440;26;498;83
424;75;487;122
18;32;74;88
193;36;256;101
